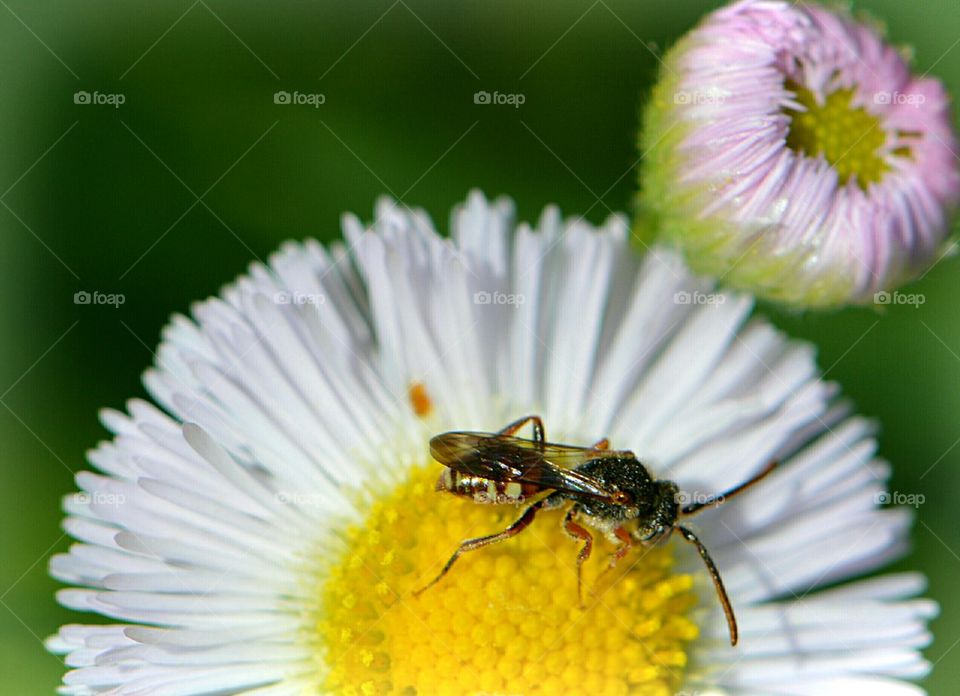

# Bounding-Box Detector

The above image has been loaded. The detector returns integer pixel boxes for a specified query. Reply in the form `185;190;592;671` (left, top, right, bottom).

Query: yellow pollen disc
784;82;899;189
313;465;699;695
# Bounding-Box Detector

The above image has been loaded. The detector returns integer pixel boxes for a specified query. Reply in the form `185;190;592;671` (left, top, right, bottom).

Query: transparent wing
429;431;627;500
429;432;529;480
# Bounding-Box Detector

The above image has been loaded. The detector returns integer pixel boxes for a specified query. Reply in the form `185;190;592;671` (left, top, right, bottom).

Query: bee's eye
613;491;633;505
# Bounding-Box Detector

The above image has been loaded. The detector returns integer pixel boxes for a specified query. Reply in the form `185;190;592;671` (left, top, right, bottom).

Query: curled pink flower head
638;0;960;308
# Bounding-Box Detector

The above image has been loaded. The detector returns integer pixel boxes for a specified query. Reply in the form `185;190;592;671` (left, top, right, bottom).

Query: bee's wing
429;432;531;480
517;443;622;500
430;432;622;501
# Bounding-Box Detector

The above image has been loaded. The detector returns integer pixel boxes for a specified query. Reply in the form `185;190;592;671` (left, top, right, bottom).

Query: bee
414;415;777;646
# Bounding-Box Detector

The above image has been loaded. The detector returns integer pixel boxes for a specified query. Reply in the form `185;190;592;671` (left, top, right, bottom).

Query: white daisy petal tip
50;190;936;694
637;0;960;309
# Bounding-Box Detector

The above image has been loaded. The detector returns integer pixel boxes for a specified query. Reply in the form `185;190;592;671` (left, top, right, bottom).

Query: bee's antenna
677;525;737;646
681;460;778;516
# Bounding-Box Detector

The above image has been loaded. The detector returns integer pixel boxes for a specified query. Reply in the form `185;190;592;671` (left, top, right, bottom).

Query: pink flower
637;0;960;308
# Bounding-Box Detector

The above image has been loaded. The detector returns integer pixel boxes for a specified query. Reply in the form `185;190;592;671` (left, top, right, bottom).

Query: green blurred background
2;0;959;692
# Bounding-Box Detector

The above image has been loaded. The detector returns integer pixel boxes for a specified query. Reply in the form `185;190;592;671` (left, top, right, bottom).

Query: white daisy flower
49;192;934;695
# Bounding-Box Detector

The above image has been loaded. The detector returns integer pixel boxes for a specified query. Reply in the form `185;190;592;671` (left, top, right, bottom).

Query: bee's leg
589;437;610;450
593;526;633;589
681;460;778;516
610;526;633;566
413;498;547;597
562;508;593;607
497;415;545;444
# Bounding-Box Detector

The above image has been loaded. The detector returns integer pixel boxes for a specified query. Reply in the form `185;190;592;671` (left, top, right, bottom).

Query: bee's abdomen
436;470;533;504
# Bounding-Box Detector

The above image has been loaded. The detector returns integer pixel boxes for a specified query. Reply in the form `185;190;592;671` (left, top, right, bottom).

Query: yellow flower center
784;82;897;189
311;464;699;696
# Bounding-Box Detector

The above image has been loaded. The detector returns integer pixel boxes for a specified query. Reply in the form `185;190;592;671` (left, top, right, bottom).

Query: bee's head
657;480;681;520
636;480;681;543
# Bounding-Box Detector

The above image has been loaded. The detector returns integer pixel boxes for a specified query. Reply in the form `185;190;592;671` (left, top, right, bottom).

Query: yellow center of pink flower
785;83;895;189
311;464;699;695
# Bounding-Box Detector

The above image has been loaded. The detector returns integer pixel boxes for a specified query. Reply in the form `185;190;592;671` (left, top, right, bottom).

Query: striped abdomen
436;469;538;504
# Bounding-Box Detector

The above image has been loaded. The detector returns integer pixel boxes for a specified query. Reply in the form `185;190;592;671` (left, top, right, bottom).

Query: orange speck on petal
408;382;433;417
